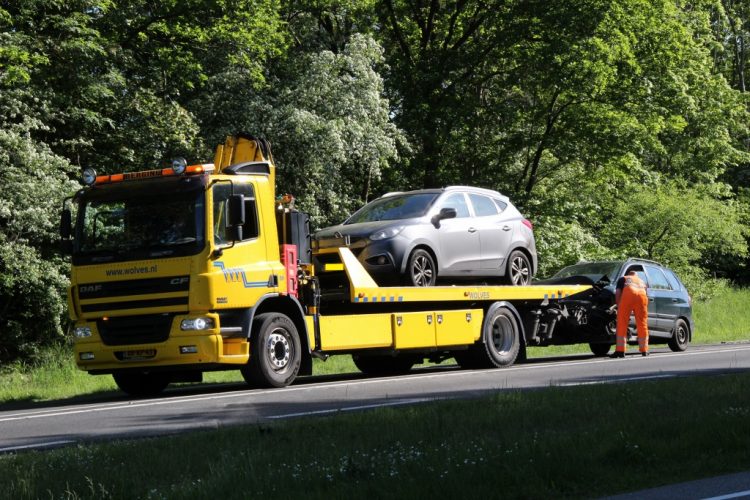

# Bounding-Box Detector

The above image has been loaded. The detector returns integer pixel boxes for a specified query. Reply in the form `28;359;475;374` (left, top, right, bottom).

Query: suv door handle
468;227;477;233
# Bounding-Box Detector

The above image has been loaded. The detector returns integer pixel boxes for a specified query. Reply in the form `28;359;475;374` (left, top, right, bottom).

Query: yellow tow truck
60;135;600;396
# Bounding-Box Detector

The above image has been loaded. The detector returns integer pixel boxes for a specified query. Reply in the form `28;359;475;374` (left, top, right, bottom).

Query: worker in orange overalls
611;270;649;358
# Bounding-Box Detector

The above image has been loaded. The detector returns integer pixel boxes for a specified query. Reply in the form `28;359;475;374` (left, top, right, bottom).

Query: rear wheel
241;313;301;388
352;354;415;375
406;248;437;287
505;250;531;285
668;318;689;352
456;304;522;368
589;343;611;357
112;371;170;397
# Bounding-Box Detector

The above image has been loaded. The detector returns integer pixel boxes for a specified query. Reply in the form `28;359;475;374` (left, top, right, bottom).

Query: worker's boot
610;351;625;359
641;352;650;357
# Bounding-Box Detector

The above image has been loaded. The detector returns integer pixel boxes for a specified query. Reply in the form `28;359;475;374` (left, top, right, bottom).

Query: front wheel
505;250;532;285
112;371;170;397
406;248;437;287
668;318;689;352
241;313;301;388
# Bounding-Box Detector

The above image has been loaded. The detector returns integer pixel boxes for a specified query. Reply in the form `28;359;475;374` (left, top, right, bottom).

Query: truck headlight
74;326;92;338
180;317;215;331
369;226;405;241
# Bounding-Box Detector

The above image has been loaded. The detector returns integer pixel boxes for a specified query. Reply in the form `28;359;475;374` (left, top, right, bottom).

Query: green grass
2;373;749;499
2;287;749;405
693;286;750;344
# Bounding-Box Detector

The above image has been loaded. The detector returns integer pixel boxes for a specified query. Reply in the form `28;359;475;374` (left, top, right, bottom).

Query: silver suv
314;186;537;286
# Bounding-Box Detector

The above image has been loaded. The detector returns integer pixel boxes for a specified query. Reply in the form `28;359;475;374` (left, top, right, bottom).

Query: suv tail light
522;219;533;230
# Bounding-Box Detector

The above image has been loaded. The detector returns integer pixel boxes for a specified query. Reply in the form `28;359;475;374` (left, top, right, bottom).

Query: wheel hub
413;256;433;286
267;330;291;370
491;315;514;354
511;257;530;285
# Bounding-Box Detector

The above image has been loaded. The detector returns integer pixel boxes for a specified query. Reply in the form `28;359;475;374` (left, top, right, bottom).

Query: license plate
120;349;156;361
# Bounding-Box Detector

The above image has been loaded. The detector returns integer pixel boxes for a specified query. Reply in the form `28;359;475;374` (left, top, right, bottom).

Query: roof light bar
85;164;215;186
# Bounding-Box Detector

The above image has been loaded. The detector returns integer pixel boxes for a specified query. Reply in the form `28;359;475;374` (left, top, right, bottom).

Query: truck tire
406;248;437;286
352;354;415;375
589;343;611;357
456;304;521;368
112;371;170;397
505;250;532;285
668;318;689;352
242;313;301;388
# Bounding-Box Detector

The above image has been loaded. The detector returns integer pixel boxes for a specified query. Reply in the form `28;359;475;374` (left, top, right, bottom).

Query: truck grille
97;314;174;346
78;276;190;313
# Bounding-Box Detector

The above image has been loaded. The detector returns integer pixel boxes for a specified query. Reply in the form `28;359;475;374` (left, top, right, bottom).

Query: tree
0;120;79;362
193;33;404;227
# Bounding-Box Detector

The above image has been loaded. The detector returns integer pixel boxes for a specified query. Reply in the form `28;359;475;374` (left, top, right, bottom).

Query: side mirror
60;208;73;254
60;209;72;239
227;194;245;241
438;207;457;220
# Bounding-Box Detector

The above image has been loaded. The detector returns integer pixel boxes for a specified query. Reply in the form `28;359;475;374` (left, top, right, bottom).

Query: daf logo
79;284;103;293
170;277;189;285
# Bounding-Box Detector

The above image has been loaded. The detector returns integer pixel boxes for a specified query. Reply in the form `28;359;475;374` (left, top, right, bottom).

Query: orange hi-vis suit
616;273;649;354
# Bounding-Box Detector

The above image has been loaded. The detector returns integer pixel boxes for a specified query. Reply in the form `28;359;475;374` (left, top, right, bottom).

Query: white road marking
702;490;750;500
1;344;748;424
555;374;676;387
266;397;435;419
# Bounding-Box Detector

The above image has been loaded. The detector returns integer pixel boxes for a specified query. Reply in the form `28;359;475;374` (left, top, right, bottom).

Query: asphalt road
1;343;749;455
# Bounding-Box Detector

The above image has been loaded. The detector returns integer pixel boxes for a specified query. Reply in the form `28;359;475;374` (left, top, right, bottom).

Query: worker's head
626;270;638;276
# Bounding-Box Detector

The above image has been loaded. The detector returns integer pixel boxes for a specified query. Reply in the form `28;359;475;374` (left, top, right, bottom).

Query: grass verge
2;373;749;499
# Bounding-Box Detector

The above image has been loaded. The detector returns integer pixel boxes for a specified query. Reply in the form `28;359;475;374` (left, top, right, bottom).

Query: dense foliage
1;0;749;362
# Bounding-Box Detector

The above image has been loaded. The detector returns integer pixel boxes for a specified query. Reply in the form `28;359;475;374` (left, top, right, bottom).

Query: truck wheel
112;371;170;397
589;343;611;357
242;313;301;388
406;249;436;286
505;250;531;285
668;318;689;352
457;304;521;368
352;354;415;375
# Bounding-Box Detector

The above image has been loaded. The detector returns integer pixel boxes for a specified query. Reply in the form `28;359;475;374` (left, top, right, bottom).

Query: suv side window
468;194;499;217
645;265;672;290
212;182;259;245
493;198;508;212
439;193;471;218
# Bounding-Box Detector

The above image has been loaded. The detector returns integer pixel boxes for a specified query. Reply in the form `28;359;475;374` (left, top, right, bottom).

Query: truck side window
212;183;259;244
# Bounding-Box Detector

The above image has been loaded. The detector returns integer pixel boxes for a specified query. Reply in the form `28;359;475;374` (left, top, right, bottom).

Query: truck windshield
75;185;206;263
345;193;439;224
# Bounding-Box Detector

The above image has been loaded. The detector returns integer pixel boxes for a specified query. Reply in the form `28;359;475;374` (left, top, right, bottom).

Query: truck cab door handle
468;227;477;233
502;225;511;231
